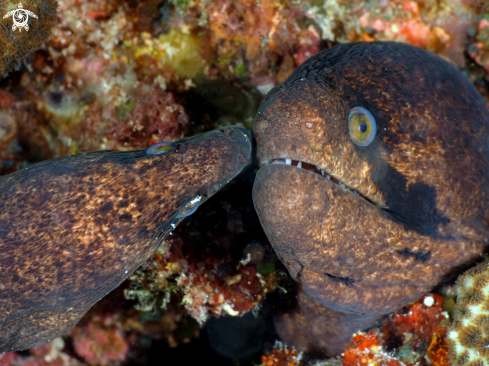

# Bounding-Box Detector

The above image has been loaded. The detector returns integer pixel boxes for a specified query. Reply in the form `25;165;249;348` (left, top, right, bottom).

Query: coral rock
342;331;403;366
71;315;130;366
469;16;489;74
0;338;82;366
427;327;451;366
260;342;303;366
381;294;447;351
448;257;489;366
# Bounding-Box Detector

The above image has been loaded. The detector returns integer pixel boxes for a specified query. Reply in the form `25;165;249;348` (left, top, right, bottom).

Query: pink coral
469;16;489;74
0;339;81;366
71;315;129;366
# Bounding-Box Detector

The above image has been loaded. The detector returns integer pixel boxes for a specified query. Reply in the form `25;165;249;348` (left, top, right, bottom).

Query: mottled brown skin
0;126;251;353
252;42;489;355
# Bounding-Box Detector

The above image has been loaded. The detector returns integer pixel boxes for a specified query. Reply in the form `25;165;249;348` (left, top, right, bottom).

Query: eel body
252;42;489;355
0;126;251;352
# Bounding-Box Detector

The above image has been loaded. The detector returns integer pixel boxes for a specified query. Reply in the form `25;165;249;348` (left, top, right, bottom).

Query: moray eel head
252;42;489;315
0;126;251;352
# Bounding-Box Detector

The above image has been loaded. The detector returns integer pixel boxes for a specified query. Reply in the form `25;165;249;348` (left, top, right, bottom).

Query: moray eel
0;126;251;352
252;42;489;356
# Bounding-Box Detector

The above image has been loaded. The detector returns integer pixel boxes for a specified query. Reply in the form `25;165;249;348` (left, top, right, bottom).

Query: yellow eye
348;107;377;146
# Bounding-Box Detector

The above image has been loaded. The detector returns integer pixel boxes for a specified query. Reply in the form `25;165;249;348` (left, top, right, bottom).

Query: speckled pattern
252;42;489;355
0;126;251;352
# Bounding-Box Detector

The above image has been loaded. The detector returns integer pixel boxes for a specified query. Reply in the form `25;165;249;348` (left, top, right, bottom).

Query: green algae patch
256;262;275;275
158;29;204;77
132;29;204;78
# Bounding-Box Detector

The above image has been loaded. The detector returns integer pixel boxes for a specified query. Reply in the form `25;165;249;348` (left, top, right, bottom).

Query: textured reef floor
1;0;489;365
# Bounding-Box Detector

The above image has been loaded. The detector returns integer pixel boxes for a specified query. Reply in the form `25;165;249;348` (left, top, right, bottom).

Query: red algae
260;293;453;366
380;294;447;351
342;331;403;366
0;339;82;366
107;85;188;149
70;315;129;366
6;0;195;156
169;0;320;89
205;0;313;83
121;180;281;324
469;16;489;74
427;328;451;366
126;216;279;323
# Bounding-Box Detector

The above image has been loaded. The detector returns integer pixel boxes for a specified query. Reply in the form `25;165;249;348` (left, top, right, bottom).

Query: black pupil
360;122;367;133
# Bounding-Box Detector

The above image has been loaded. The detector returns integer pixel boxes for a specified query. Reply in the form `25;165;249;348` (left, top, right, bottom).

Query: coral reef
169;0;319;88
428;328;451;366
304;293;450;366
380;294;448;352
124;180;282;324
447;257;489;366
0;0;58;78
70;315;130;366
342;331;403;366
0;338;82;366
260;342;303;366
469;16;489;73
304;0;476;65
0;89;50;175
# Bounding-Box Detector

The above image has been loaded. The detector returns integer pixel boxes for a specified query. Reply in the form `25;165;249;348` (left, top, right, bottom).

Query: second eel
252;42;489;356
0;126;251;353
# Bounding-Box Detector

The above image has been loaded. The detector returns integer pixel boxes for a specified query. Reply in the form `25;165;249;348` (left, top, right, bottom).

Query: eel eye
348;107;376;146
146;141;177;155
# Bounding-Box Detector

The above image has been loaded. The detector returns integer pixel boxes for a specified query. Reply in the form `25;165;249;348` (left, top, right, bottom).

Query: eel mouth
264;158;366;199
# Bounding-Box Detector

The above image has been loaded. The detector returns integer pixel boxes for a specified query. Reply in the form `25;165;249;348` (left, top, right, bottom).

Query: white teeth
285;159;292;165
339;182;346;188
321;170;325;176
297;161;302;168
326;175;331;180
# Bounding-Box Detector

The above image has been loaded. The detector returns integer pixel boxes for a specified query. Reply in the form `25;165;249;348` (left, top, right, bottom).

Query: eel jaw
264;158;373;205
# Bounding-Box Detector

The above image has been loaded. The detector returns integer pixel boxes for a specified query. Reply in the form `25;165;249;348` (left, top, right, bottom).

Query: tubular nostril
222;127;232;137
232;125;252;142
